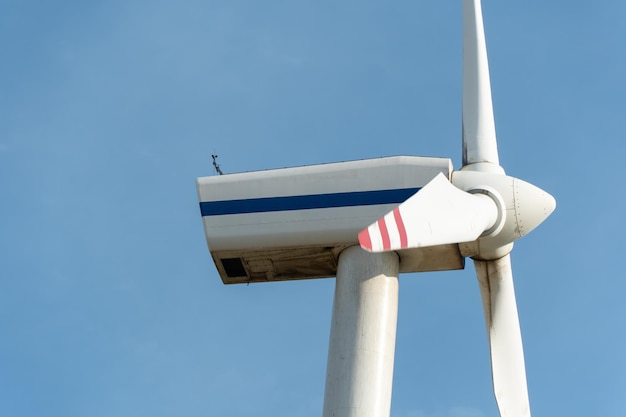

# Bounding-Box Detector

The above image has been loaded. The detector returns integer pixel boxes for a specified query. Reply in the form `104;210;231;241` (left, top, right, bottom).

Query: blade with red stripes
358;173;498;253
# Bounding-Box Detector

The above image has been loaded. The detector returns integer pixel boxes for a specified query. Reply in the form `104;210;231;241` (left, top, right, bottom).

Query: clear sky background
2;1;625;416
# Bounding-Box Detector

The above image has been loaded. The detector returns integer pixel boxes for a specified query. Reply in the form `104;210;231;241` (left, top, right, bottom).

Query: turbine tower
196;1;555;416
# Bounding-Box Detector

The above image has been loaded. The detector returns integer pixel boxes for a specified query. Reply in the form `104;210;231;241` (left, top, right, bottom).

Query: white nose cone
452;170;556;257
512;178;556;239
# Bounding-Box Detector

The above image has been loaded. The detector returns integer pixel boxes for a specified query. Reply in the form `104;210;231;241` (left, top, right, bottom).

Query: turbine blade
474;255;531;417
462;0;500;167
358;173;497;252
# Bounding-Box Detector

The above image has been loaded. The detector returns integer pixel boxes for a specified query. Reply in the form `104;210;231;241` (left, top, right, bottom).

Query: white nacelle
197;156;464;284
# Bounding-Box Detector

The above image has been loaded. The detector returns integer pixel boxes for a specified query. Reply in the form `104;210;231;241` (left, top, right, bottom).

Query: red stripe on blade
358;229;373;251
393;208;408;248
378;218;391;251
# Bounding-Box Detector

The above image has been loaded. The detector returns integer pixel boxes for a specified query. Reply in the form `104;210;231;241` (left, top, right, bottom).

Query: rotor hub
452;170;556;260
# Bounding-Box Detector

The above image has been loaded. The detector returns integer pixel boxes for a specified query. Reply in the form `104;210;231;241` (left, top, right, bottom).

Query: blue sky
2;1;625;416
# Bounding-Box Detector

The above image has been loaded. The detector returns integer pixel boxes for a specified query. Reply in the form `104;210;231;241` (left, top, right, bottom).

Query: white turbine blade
474;255;531;417
462;0;500;167
358;173;497;252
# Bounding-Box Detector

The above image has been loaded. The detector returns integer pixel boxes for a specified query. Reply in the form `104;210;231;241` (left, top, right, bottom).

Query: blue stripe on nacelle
200;187;421;216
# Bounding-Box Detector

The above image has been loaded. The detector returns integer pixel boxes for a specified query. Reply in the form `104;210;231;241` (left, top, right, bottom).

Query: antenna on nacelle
211;154;224;175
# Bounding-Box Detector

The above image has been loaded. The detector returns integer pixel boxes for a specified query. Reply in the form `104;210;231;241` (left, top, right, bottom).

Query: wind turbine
196;1;555;416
